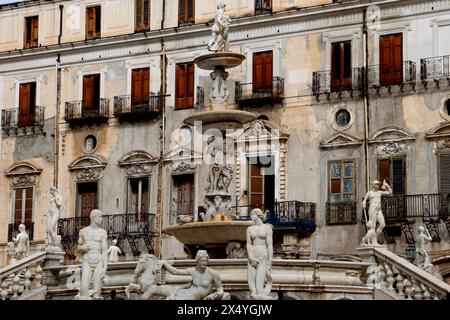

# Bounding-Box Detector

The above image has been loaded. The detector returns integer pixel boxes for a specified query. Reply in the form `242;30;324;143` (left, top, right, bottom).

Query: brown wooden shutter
95;6;101;37
378;158;391;184
19;83;30;126
250;162;264;207
14;189;23;224
136;0;143;28
80;183;98;218
143;0;150;29
31;17;39;47
187;63;194;107
83;75;94;109
132;69;142;106
86;7;95;39
263;52;273;89
331;41;352;91
380;33;403;85
143;68;150;103
176;64;186;109
253;51;273;91
439;153;450;195
253;53;264;90
187;0;194;22
24;187;33;223
141;179;149;213
392;158;405;195
179;0;186;23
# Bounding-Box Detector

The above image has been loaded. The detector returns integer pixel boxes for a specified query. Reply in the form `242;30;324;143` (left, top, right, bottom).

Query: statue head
418;226;425;233
18;224;26;232
217;1;226;10
196;250;209;269
90;209;103;227
371;180;381;190
112;239;118;246
250;208;266;222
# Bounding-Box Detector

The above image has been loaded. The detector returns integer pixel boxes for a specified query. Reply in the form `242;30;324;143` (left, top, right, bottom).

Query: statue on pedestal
416;225;433;272
46;187;63;251
361;180;392;246
13;224;29;260
75;209;108;300
246;208;274;299
208;1;231;53
7;241;17;265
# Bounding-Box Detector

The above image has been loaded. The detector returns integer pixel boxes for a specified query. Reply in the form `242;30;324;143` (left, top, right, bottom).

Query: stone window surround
81;132;99;154
430;18;450;56
329;104;355;132
76;67;107;101
170;172;200;223
14;76;43;109
439;94;450;122
327;158;357;203
10;186;35;224
370;24;411;65
321;30;361;71
125;58;160;96
242;39;282;84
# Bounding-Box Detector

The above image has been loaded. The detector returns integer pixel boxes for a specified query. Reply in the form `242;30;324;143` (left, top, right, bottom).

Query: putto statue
12;224;30;260
208;1;231;52
361;180;392;246
246;208;274;299
75;209;108;300
46;186;63;251
108;239;122;263
125;250;229;300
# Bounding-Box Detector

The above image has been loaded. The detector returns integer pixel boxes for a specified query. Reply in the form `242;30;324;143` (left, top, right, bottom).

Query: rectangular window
18;82;36;127
175;62;195;109
255;0;272;15
253;51;273;92
178;0;194;24
77;182;98;218
173;174;194;217
378;157;405;195
439;153;450;195
13;187;33;225
328;160;356;202
86;6;101;40
248;157;275;209
82;74;101;114
131;68;150;109
135;0;150;32
331;41;352;91
379;33;403;86
24;16;39;49
129;178;150;214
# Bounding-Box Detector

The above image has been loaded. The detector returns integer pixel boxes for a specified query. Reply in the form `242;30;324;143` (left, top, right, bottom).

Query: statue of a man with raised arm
75;209;108;300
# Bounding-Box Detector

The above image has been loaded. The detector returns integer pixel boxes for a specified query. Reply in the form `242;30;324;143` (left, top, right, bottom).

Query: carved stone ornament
376;142;406;156
76;168;102;181
436;138;450;150
12;175;36;186
171;160;197;172
126;163;152;177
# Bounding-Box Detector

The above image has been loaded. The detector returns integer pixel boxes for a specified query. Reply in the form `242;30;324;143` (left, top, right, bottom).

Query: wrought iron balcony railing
367;61;416;92
312;68;363;100
8;222;34;241
58;212;156;259
64;99;109;126
1;107;44;135
420;55;450;89
233;200;316;233
326;201;357;225
235;76;284;106
113;93;162;120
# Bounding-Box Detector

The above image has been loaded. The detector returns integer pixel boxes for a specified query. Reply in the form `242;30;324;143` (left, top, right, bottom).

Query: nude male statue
416;226;432;268
13;224;29;260
361;180;392;246
46;186;63;249
76;209;108;300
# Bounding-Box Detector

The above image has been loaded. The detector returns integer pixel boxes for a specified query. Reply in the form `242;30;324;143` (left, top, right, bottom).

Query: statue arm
212;270;224;295
102;232;108;272
55;195;63;208
162;261;189;276
362;192;369;208
381;180;393;196
246;229;257;267
77;230;89;253
266;226;273;268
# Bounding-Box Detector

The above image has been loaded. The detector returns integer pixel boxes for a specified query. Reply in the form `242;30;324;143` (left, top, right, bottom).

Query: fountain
163;1;256;258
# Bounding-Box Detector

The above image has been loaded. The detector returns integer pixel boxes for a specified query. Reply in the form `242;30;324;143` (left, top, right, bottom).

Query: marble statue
361;180;392;246
46;186;63;251
416;225;433;270
126;250;228;300
226;241;247;259
207;1;231;53
210;70;230;105
246;208;273;299
12;224;30;260
6;241;17;264
75;209;108;300
205;136;233;194
108;239;122;263
201;196;232;221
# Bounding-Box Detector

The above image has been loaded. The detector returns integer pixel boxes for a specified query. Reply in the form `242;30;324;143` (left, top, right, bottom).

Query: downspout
58;5;64;45
161;0;166;30
156;39;167;259
363;8;370;193
54;53;61;188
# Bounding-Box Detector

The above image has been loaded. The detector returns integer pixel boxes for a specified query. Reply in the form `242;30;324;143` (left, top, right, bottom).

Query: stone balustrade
358;247;450;300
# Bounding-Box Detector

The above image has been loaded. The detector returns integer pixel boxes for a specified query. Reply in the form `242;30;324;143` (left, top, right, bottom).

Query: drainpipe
54;54;61;188
161;0;166;30
58;5;64;45
155;39;167;259
363;8;370;193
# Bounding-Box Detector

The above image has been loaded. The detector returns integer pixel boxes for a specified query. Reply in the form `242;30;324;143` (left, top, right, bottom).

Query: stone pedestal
42;251;65;287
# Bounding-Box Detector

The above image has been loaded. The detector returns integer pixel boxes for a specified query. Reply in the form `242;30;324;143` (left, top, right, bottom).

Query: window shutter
87;8;95;38
95;7;101;37
14;189;23;224
31;17;39;47
187;0;194;21
83;75;94;109
378;158;391;184
331;42;340;81
187;63;195;107
253;53;264;90
439;153;450;195
136;0;143;28
143;68;150;103
132;69;142;105
343;41;351;78
176;64;186;108
263;52;273;89
392;158;405;195
19;83;31;125
24;187;33;223
143;0;149;28
141;179;149;213
179;0;186;23
380;33;403;85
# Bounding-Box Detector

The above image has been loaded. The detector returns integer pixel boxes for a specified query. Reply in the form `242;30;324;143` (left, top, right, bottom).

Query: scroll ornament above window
5;161;42;186
118;150;157;178
68;155;107;182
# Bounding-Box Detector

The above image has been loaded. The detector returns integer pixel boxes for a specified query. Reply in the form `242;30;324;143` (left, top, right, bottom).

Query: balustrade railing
235;77;284;104
64;99;109;123
113;93;162;118
312;68;363;98
367;61;416;88
420;55;450;81
1;107;44;135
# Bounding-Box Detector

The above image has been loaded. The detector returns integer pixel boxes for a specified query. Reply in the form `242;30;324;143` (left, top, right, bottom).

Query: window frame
24;15;39;49
12;186;34;224
86;5;101;40
178;0;195;25
172;174;195;218
328;159;357;203
377;156;406;195
175;62;195;110
128;177;150;214
135;0;151;32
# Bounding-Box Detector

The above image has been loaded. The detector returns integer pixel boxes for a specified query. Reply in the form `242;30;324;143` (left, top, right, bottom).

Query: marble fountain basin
163;220;254;246
183;110;256;128
194;52;246;70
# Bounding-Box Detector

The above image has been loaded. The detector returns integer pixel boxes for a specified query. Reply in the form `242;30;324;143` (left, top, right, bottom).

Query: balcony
420;55;450;89
64;99;109;127
58;212;156;259
235;77;284;106
367;61;416;94
234;200;316;234
362;193;450;244
8;222;34;241
113;93;162;121
312;68;363;101
326;201;357;225
1;107;44;135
